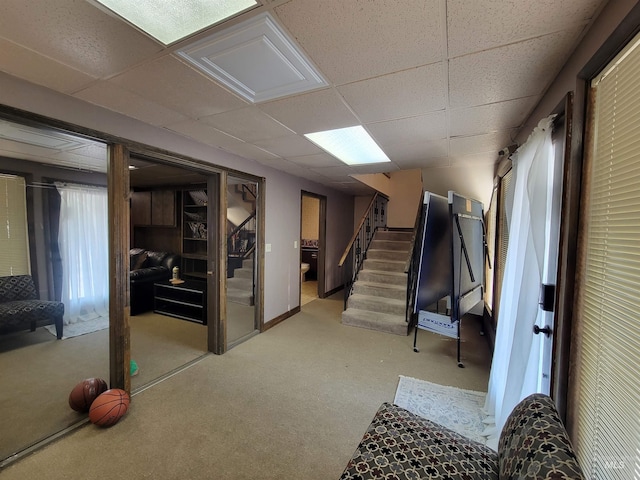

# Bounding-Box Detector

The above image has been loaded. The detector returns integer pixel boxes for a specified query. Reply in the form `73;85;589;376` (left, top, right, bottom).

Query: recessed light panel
305;126;391;166
89;0;258;45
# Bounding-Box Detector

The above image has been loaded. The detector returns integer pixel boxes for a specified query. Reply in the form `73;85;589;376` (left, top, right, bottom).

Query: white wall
0;72;354;324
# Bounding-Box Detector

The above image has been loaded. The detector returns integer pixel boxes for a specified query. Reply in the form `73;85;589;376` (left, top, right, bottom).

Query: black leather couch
130;248;181;316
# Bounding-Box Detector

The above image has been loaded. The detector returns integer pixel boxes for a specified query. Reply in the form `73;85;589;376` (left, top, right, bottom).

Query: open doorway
300;191;326;306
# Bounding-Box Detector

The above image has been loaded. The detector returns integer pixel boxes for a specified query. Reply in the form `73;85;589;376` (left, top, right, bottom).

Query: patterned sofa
0;275;64;339
341;393;583;479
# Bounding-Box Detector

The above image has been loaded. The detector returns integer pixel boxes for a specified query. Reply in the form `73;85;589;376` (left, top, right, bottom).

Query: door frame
300;191;327;299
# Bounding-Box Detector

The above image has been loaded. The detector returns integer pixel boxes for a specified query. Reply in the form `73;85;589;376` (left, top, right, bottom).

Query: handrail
405;195;426;325
338;192;388;309
339;193;385;267
228;210;256;239
404;193;424;274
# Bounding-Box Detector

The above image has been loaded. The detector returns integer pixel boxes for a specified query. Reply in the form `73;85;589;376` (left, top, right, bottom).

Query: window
0;174;30;276
569;31;640;479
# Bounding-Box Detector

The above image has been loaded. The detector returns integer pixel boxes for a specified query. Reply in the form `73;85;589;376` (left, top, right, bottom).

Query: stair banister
405;194;426;325
338;192;388;309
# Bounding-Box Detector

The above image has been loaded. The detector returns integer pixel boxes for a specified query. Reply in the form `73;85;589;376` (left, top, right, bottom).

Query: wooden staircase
341;230;412;335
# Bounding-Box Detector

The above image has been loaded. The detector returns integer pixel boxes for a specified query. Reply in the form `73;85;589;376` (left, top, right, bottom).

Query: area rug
394;375;488;446
44;316;109;339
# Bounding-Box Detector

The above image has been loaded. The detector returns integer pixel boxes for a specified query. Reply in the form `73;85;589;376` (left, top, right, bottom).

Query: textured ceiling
0;0;606;194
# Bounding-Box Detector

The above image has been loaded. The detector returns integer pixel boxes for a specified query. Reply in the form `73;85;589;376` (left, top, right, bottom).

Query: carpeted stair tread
366;249;409;261
347;293;406;316
352;281;406;300
341;307;408;336
363;258;406;272
369;240;412;251
357;270;407;285
228;287;253;306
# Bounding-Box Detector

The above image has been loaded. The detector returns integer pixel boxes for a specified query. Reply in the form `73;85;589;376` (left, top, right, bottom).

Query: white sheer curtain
482;115;556;450
56;182;109;325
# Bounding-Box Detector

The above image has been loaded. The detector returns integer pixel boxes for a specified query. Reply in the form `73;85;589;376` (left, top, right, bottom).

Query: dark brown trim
261;306;300;332
324;284;344;298
301;190;327;299
550;93;576;422
214;172;227;355
108;144;130;392
257;177;266;331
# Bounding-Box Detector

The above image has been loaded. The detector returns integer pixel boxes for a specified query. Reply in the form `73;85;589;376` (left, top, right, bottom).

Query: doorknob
533;325;552;337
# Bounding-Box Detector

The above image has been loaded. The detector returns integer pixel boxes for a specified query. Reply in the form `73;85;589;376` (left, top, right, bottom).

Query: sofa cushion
498;393;584;480
0;275;37;302
341;402;498;479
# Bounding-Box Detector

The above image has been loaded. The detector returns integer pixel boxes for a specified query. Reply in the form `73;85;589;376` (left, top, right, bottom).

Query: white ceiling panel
449;96;540;137
74;81;189;127
0;0;162;77
448;152;501;167
449;27;586;108
338;63;447;123
200;106;293;142
367;112;448;146
252;134;323;158
274;0;444;85
221;142;281;162
447;0;603;57
284;152;345;168
0;38;96;94
164;119;244;149
449;130;516;157
383;138;450;164
259;88;359;134
111;56;248;118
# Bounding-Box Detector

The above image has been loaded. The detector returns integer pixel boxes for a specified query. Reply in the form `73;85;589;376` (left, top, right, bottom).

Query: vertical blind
0;174;30;276
493;168;512;324
484;185;497;314
571;32;640;479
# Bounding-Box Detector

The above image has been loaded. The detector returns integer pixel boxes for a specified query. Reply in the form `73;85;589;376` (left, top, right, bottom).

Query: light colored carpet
393;375;488;446
1;293;491;479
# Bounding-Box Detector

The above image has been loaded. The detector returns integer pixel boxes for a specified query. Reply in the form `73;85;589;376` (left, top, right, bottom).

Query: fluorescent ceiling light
90;0;258;45
305;126;391;165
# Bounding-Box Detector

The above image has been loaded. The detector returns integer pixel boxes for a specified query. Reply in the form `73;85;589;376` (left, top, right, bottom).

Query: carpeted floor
1;293;491;479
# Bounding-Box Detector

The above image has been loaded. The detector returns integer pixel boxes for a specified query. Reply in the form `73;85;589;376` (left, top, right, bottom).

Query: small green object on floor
130;359;139;377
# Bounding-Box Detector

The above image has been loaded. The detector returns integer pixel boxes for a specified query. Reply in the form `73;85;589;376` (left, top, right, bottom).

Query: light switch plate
265;243;271;252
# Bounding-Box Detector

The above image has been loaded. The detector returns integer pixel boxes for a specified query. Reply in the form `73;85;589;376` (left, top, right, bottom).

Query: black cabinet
154;280;207;324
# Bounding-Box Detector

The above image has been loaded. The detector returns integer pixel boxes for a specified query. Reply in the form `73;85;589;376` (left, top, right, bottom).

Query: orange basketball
88;389;130;427
68;378;108;412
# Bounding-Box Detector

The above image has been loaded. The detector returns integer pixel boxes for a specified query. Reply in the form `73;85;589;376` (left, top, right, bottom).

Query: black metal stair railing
338;193;388;309
405;196;426;326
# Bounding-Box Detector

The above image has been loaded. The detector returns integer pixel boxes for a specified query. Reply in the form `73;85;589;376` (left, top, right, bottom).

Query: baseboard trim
262;306;300;332
321;284;344;299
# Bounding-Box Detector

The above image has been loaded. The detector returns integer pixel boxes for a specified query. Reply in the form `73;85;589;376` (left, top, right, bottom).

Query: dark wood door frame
300;191;327;299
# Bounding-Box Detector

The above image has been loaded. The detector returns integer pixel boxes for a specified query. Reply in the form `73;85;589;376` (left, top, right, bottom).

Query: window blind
0;174;30;276
571;32;640;479
484;186;497;314
493;168;512;324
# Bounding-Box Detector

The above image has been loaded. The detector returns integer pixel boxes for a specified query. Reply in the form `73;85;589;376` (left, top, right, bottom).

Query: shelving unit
182;187;208;279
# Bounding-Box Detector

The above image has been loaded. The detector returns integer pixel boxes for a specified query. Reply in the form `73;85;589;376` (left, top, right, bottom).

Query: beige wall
422;164;494;209
301;195;319;240
387;169;423;228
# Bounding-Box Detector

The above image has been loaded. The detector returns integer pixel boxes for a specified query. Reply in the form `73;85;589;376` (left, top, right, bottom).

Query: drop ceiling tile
0;38;96;94
338;63;446;123
448;0;603;57
284;152;344;168
259;88;359;134
351;163;399;175
200;106;293;142
393;155;449;170
367;112;447;146
310;165;356;178
382;138;449;164
74;81;189;126
0;0;162;77
164;120;244;149
449;152;500;166
449;130;516;157
111;55;247;119
275;0;443;85
253;134;323;158
221;142;281;162
449;96;540;137
449;28;584;108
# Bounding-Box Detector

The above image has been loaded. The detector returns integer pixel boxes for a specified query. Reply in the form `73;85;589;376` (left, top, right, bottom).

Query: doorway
300;191;326;305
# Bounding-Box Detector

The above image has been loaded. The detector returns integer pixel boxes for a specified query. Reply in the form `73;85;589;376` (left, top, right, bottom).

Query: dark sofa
0;275;64;339
129;248;181;316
